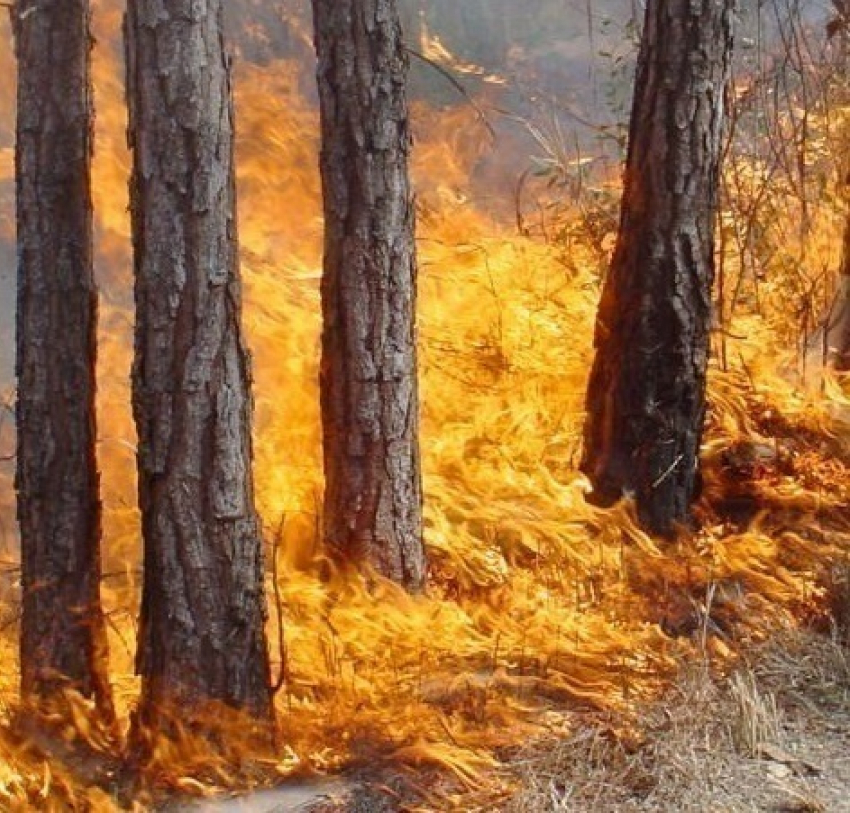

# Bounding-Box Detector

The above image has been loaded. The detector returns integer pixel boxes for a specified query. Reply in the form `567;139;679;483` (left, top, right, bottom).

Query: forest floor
173;625;850;812
221;627;850;813
498;628;850;813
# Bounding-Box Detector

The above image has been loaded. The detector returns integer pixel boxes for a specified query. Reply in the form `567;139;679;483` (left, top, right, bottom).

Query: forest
0;0;849;810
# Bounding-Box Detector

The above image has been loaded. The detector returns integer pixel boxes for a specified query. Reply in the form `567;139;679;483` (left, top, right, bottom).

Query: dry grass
729;669;782;758
503;665;733;812
501;629;850;813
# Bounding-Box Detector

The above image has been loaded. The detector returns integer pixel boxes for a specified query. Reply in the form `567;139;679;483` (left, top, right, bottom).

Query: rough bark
581;0;735;535
125;0;272;728
312;0;426;590
14;0;113;716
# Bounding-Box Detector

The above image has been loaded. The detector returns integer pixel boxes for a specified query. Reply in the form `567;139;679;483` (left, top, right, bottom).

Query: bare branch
270;514;289;696
405;46;497;143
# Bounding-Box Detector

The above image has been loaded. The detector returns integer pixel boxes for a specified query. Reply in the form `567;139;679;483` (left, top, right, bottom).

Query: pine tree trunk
125;0;272;729
14;0;113;716
312;0;426;590
581;0;735;535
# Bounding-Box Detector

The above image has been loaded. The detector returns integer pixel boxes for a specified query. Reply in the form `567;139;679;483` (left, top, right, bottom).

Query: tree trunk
14;0;113;717
125;0;272;730
581;0;735;535
312;0;426;590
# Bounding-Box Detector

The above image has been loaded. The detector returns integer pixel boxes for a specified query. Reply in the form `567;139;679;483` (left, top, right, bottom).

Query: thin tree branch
270;513;289;696
405;46;497;142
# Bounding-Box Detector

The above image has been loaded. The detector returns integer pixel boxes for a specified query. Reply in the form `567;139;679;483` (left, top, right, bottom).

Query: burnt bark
125;0;272;728
312;0;426;590
581;0;735;535
14;0;113;716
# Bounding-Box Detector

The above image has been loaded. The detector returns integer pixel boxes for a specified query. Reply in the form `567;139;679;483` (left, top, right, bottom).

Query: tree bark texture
312;0;426;591
14;0;113;715
125;0;272;725
581;0;735;535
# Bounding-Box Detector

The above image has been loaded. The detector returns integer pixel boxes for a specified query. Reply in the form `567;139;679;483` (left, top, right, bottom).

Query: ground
181;628;850;812
501;630;850;813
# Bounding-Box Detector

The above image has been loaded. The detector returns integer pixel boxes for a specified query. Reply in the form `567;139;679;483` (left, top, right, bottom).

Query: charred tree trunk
312;0;426;590
581;0;735;535
14;0;113;716
125;0;272;730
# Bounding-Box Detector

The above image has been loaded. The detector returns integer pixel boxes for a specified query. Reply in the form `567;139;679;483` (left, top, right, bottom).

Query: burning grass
0;3;849;809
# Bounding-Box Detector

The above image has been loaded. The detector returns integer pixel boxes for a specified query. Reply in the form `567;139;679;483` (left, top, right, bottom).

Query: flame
418;14;506;86
0;1;848;807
